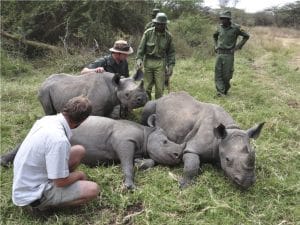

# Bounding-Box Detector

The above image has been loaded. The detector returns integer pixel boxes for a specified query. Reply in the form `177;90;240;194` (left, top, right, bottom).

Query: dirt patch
287;99;299;109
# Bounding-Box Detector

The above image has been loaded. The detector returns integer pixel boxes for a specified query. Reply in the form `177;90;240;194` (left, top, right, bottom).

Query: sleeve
166;35;176;66
236;26;250;49
86;57;106;69
213;28;219;46
136;32;147;60
46;140;70;179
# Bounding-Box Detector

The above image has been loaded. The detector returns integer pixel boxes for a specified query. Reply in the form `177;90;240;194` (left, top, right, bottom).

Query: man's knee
70;145;86;160
80;181;100;199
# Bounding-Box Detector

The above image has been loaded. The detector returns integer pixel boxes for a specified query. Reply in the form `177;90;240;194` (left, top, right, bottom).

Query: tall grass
1;27;299;225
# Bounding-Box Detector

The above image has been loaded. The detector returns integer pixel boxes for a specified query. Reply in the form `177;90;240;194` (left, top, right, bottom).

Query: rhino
141;91;265;189
1;115;185;189
38;72;148;118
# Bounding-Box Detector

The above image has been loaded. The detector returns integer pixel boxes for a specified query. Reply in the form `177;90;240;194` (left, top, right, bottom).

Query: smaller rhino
38;72;148;118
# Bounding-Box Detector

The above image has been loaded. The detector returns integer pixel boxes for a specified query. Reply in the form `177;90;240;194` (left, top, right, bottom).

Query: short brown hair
62;96;92;123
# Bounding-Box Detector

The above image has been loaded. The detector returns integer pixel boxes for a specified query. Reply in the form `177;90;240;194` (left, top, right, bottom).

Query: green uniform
213;23;249;95
86;54;129;77
144;21;154;31
137;27;175;99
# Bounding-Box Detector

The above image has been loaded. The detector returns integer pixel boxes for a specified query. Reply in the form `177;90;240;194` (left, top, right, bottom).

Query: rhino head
113;74;148;110
146;115;186;166
214;122;265;189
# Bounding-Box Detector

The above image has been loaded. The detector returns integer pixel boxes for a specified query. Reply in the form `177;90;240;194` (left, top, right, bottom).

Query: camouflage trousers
214;53;234;95
144;58;165;100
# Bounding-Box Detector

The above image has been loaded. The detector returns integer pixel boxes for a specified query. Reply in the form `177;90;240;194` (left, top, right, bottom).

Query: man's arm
81;58;106;75
53;171;87;187
235;27;250;50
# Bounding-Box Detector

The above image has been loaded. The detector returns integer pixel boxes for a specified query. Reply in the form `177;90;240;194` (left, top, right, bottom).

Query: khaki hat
219;10;231;19
109;40;133;54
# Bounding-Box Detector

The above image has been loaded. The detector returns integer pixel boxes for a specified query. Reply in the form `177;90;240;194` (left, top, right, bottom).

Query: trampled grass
1;27;299;224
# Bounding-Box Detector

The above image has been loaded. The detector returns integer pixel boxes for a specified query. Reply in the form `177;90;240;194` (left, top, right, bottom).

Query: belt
217;49;234;54
30;199;41;207
145;55;163;60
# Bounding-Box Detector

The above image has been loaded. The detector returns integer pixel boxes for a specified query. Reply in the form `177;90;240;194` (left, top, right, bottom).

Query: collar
57;113;72;140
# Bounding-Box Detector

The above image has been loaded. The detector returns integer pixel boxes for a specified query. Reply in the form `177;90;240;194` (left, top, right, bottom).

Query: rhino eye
226;157;233;165
163;140;168;144
125;93;129;98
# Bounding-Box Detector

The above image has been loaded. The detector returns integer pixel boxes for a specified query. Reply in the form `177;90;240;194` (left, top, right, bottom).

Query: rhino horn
246;122;265;139
213;123;227;139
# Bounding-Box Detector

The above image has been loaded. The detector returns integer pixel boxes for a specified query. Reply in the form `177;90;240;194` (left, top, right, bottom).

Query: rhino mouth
231;174;256;190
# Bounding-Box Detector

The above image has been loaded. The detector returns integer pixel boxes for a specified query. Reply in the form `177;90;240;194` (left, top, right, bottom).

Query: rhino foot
123;182;136;190
134;158;155;170
179;177;194;189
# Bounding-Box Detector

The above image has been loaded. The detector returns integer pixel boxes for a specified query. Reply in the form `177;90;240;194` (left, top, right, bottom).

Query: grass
1;26;300;225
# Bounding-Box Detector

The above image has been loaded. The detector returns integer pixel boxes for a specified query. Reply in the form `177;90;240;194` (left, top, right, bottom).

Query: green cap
152;8;160;16
152;12;169;24
219;10;231;19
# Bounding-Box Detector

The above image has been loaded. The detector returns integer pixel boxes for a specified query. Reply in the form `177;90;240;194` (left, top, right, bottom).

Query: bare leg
68;145;86;172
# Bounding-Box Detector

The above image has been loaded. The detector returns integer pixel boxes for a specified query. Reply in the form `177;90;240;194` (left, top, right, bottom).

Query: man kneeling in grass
12;96;99;212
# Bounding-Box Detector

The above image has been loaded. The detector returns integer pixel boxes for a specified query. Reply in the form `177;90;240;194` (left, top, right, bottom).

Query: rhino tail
0;143;21;167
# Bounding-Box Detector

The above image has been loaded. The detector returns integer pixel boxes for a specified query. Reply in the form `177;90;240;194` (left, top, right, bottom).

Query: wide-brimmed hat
109;40;133;54
219;10;231;19
152;12;169;24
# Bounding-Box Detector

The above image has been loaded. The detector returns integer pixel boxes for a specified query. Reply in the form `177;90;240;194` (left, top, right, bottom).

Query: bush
170;13;215;59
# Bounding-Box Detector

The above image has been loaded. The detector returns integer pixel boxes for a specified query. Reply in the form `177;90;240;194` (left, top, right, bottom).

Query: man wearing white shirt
12;96;99;211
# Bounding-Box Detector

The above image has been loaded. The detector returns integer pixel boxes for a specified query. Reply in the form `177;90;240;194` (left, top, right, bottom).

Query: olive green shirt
213;23;249;50
144;21;154;31
85;54;129;77
137;27;175;66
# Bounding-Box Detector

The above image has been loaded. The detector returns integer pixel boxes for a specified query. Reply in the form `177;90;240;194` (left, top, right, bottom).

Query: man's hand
94;67;105;73
136;59;143;69
166;65;173;77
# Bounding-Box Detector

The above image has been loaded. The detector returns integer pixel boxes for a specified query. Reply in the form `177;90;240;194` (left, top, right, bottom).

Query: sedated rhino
38;72;148;118
141;91;265;189
1;115;185;189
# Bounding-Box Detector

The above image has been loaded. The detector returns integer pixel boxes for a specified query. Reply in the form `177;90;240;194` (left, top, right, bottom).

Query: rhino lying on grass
1;116;185;189
38;72;148;118
141;91;265;189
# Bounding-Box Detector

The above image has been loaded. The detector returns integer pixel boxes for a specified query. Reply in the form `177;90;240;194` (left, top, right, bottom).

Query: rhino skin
141;91;265;189
38;72;148;118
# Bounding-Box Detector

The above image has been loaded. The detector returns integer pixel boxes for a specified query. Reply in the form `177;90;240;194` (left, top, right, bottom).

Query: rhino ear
147;114;157;127
112;73;121;86
138;80;144;89
213;123;227;139
247;122;265;139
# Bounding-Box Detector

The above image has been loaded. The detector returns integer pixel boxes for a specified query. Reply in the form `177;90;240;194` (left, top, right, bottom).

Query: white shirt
12;114;72;206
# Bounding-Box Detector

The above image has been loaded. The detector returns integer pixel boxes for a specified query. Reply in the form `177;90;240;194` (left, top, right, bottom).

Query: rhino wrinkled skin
71;116;185;189
141;91;265;189
38;72;148;117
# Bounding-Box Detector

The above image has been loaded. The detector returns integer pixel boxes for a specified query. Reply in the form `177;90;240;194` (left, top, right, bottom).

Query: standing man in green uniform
144;8;160;30
136;12;175;100
213;10;250;96
81;40;133;77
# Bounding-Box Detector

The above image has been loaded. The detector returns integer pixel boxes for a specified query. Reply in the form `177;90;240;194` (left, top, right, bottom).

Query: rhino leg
134;158;155;170
180;153;200;189
115;143;136;189
0;144;21;167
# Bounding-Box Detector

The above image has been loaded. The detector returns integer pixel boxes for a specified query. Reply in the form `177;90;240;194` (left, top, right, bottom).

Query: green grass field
1;27;299;225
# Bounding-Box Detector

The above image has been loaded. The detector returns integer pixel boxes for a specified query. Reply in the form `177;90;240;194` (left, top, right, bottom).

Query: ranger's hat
109;40;133;54
152;12;169;24
219;10;231;19
152;8;160;16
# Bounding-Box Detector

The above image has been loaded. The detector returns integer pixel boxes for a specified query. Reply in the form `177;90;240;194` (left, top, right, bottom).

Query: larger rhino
141;91;265;189
1;116;185;189
38;72;148;118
